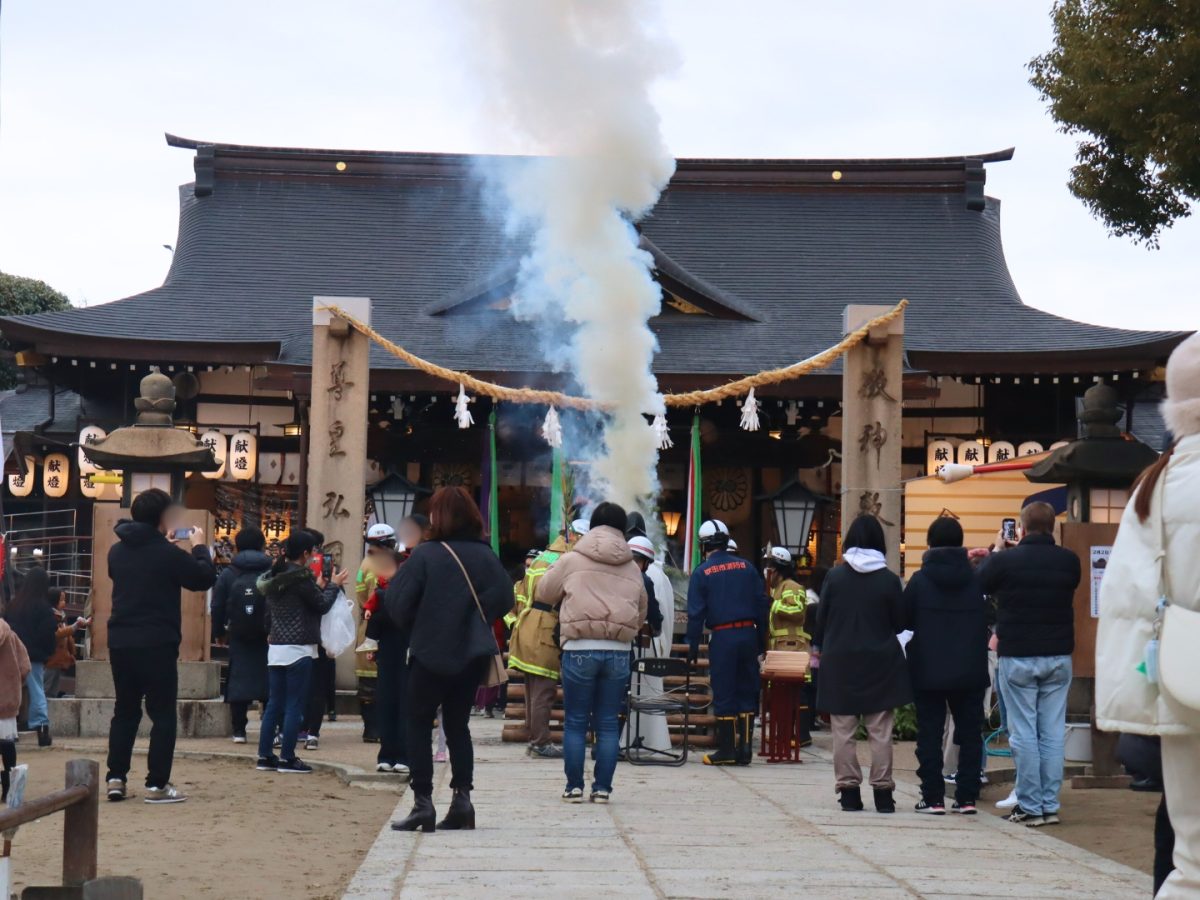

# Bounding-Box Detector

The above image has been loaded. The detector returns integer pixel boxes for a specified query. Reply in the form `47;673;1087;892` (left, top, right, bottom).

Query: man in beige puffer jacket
536;502;648;803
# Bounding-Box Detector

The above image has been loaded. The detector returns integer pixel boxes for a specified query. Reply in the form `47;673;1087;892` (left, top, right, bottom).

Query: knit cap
1163;332;1200;438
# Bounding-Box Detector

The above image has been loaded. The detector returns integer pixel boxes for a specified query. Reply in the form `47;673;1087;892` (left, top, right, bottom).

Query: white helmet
764;545;792;566
627;535;655;561
698;519;729;550
726;538;739;553
570;518;591;536
366;523;397;545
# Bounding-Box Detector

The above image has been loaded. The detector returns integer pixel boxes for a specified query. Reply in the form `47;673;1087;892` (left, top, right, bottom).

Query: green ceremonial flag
548;445;564;543
688;412;703;572
488;408;500;555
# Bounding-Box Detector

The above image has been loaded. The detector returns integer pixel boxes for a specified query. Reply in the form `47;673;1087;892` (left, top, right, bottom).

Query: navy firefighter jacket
686;551;771;651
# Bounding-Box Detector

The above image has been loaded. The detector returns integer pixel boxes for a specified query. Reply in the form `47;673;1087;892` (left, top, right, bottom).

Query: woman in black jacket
903;516;990;814
5;567;58;746
253;532;345;774
814;516;909;813
211;527;273;744
384;487;512;832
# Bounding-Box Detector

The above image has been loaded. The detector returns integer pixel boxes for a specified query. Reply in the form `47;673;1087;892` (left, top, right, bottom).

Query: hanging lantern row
198;430;257;481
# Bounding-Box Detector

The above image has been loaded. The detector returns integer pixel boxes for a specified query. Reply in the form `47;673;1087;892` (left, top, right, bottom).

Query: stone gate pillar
840;305;905;572
308;296;371;690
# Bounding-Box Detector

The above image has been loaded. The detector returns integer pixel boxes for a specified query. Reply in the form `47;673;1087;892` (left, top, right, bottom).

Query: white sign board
1090;545;1112;617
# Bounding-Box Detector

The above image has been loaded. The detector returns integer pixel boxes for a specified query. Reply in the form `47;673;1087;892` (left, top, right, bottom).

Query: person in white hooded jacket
1097;331;1200;898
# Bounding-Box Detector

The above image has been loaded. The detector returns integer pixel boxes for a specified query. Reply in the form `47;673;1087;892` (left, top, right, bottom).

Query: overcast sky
0;0;1195;331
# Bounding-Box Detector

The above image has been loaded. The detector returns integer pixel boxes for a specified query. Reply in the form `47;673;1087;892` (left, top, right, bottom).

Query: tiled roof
1;139;1186;376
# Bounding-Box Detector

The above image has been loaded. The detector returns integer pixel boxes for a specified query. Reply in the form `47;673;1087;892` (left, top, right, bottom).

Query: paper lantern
987;441;1016;463
926;440;954;476
1018;441;1044;457
956;440;985;466
1050;440;1069;450
200;431;226;480
79;474;101;499
229;431;256;481
78;425;106;475
7;456;35;497
42;453;70;498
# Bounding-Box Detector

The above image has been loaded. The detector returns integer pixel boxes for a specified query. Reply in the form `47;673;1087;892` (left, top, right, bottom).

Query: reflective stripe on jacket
508;549;563;679
768;579;809;650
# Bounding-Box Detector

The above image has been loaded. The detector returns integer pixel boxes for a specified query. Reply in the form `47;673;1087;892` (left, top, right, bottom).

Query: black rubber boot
391;793;436;832
874;787;896;814
838;786;864;811
37;725;52;748
437;788;476;831
736;713;755;766
703;717;739;766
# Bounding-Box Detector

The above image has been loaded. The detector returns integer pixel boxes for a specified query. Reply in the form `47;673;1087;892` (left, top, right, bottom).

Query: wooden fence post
61;759;98;886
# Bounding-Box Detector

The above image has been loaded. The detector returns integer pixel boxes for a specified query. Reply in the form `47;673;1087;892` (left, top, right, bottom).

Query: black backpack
226;567;267;641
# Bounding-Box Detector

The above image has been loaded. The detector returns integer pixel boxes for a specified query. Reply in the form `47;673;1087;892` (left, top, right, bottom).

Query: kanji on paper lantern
7;456;35;497
200;431;227;480
229;431;256;481
78;425;106;475
42;453;70;498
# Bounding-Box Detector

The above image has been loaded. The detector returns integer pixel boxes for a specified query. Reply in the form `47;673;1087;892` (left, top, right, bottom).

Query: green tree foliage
0;272;71;388
1029;0;1200;246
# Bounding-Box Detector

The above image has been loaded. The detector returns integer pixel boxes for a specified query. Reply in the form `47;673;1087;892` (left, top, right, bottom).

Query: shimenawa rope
315;298;907;411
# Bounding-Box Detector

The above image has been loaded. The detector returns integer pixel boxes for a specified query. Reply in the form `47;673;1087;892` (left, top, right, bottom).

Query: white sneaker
392;763;410;775
376;762;394;773
231;734;247;744
106;778;127;802
995;788;1019;810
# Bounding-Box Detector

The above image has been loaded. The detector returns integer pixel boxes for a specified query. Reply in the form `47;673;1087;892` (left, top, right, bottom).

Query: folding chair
625;657;700;766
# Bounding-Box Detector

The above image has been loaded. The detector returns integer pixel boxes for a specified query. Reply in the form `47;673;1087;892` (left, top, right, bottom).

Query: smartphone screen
170;527;193;541
1001;518;1017;543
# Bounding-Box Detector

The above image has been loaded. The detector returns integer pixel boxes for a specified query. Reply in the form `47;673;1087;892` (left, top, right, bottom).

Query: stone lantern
1024;383;1158;522
81;372;221;505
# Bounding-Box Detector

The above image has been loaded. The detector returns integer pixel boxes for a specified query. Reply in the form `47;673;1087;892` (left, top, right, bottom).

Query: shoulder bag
1153;480;1200;712
440;542;509;689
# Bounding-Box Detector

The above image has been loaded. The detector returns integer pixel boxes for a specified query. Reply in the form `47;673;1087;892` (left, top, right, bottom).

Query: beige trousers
831;710;895;790
1160;732;1200;898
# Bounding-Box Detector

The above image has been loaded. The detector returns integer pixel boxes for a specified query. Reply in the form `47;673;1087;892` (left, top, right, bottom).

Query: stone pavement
345;722;1151;899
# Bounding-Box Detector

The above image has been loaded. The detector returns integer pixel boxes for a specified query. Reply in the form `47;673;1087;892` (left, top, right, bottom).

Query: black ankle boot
37;725;52;748
838;786;864;811
874;787;896;813
391;793;436;832
437;788;476;830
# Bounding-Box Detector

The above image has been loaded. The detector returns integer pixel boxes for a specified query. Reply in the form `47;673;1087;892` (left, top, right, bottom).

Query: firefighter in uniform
353;523;397;743
687;519;770;766
505;548;543;630
763;547;809;652
763;545;813;746
507;522;586;758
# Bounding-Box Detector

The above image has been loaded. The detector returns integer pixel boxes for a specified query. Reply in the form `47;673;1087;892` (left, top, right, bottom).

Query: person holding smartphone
105;489;216;804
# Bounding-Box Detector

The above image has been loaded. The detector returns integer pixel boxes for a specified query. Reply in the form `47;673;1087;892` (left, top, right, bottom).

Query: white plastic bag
320;590;356;657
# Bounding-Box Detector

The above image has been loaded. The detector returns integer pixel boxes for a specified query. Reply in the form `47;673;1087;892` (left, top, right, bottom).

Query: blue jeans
25;662;48;728
561;649;630;794
998;655;1071;815
257;656;314;761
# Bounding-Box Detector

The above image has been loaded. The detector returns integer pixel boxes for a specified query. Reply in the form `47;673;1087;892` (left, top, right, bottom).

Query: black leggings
405;658;486;796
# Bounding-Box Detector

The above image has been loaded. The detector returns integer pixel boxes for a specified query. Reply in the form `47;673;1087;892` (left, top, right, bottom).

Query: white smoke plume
459;0;677;509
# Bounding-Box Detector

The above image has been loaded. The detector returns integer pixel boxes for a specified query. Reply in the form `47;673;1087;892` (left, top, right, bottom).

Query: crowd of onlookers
0;561;91;749
1;332;1195;897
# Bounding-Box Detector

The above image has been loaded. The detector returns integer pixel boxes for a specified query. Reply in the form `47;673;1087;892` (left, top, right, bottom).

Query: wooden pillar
307;297;371;690
840;305;905;572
